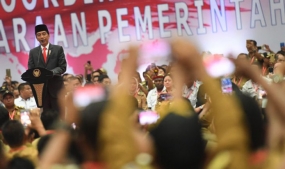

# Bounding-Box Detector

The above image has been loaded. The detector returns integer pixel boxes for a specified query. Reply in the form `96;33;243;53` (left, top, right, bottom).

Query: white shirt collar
41;43;50;50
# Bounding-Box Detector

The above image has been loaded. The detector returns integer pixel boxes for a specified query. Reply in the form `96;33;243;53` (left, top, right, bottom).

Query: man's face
22;85;33;98
36;31;50;47
70;79;81;91
102;78;111;86
246;41;256;53
92;72;100;78
13;90;19;99
154;78;164;90
3;95;14;107
277;54;285;63
158;69;165;76
93;77;99;84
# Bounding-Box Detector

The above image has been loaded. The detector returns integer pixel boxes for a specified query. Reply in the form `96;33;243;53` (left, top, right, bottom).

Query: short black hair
275;52;285;61
11;81;19;85
79;101;108;151
2;120;25;147
158;66;166;74
37;134;52;158
98;75;109;83
249;40;257;46
18;83;30;93
41;110;59;130
7;157;35;169
238;53;249;59
0;106;9;129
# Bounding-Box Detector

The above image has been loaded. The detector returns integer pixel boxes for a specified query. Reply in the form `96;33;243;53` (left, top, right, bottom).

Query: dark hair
238;53;249;59
249;40;257;46
11;81;19;85
275;52;285;61
150;114;205;169
41;110;58;130
79;101;108;151
18;83;30;93
37;134;83;163
7;157;35;169
37;134;52;158
0;106;9;129
163;74;172;81
158;66;166;74
98;75;109;83
233;85;265;151
92;69;103;76
2;120;25;147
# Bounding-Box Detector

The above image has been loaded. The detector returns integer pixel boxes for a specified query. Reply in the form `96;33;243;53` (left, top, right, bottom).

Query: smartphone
20;109;31;127
139;110;160;125
221;78;233;94
159;93;172;101
87;61;91;65
268;67;274;73
280;42;285;49
203;54;235;78
73;85;106;108
6;69;11;77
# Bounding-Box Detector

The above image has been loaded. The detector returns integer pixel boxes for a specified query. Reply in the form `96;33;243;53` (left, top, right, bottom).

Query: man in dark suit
28;24;67;113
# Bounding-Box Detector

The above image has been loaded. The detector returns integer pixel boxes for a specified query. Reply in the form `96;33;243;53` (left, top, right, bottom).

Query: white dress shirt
41;43;50;58
182;81;201;108
14;96;37;109
147;87;166;110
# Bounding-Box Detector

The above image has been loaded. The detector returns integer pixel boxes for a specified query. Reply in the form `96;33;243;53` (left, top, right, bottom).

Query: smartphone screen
268;67;274;73
203;54;235;78
159;93;172;101
6;69;11;77
139;110;159;125
20;110;31;127
221;78;233;94
73;85;106;109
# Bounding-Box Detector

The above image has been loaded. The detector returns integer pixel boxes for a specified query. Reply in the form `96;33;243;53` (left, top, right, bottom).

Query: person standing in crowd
14;83;37;109
232;53;249;89
246;40;265;65
182;75;200;109
98;75;111;87
129;77;147;110
147;74;165;110
28;24;67;112
1;90;23;120
68;76;82;92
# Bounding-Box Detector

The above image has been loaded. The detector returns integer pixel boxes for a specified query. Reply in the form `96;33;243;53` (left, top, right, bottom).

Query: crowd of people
0;38;285;169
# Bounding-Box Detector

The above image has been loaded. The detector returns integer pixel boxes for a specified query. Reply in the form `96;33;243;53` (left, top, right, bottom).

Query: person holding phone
28;24;67;113
147;74;166;110
246;40;265;65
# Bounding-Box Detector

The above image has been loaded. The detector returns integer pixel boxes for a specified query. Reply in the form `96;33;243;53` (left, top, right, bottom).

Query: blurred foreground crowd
1;39;285;169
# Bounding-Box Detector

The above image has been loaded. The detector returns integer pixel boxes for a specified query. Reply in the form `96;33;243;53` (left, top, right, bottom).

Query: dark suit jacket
28;43;67;97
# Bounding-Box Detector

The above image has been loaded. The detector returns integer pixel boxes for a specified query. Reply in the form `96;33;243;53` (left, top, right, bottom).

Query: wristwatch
272;74;283;83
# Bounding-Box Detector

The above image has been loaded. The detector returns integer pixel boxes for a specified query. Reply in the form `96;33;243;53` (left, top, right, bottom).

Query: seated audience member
41;109;58;132
12;88;19;99
68;76;82;92
147;74;165;110
232;53;249;89
275;52;285;63
0;106;9;129
62;73;73;81
14;83;37;109
158;66;166;76
1;120;38;165
1;91;23;120
7;157;35;169
182;76;201;109
93;75;100;84
98;75;111;87
129;77;147;110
